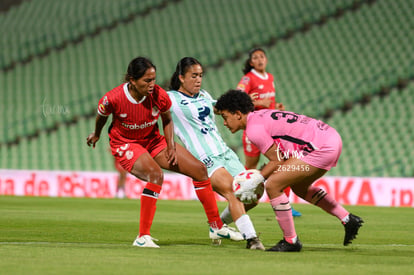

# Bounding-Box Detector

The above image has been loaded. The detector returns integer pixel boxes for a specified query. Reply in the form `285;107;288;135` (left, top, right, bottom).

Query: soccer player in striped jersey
167;57;265;250
237;47;301;217
86;57;239;248
215;90;364;252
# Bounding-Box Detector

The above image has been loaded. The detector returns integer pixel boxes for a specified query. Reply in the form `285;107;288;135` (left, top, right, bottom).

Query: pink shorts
110;135;167;172
301;127;342;170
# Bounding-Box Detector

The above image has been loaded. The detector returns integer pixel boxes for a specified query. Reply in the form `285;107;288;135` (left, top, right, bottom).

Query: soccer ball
232;169;265;202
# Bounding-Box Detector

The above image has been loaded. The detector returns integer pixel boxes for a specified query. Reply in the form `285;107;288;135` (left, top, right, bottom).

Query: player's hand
86;133;99;148
165;146;178;166
275;102;285;111
254;98;272;108
250;93;259;101
261;98;273;108
234;174;265;203
238;189;256;204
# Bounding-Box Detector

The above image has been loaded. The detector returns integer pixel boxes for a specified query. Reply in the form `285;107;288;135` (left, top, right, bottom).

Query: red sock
284;186;291;197
305;186;349;221
193;179;223;229
270;193;297;243
139;182;162;237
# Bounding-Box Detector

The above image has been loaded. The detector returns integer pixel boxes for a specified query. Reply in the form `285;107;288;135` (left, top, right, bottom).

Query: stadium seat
1;0;413;177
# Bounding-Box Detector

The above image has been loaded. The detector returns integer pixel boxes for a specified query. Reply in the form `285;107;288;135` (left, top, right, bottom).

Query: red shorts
114;158;126;173
243;130;260;157
110;135;167;172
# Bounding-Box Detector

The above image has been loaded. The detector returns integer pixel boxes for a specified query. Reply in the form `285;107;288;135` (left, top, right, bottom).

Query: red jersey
97;83;172;144
237;69;276;110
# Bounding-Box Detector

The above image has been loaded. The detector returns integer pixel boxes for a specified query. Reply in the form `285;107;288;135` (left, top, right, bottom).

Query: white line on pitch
303;243;414;247
1;242;413;247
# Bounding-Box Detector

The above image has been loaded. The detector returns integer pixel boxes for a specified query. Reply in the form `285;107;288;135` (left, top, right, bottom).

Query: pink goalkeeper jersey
246;109;332;157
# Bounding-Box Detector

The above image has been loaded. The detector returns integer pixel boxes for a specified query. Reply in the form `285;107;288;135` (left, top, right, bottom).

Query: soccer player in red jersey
87;57;240;248
237;48;301;217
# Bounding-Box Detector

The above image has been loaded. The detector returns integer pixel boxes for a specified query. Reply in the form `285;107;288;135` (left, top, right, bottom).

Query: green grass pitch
1;196;413;275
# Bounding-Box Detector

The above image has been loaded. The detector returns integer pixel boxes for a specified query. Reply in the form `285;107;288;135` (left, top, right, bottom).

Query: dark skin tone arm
160;110;177;166
86;114;108;148
261;143;285;179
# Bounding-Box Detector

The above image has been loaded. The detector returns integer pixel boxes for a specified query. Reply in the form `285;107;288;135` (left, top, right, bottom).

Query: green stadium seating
327;82;414;177
0;0;167;69
1;0;413;177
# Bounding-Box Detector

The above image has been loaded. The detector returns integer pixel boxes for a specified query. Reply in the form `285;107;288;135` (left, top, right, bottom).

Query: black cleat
343;213;364;246
246;237;265;250
266;238;302;252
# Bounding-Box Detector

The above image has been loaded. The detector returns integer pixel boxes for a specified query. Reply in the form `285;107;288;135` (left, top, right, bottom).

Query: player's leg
284;187;302;217
220;201;259;223
292;128;363;245
130;154;163;248
291;171;363;246
210;167;264;249
245;155;260;169
155;143;224;234
265;157;327;252
114;144;163;248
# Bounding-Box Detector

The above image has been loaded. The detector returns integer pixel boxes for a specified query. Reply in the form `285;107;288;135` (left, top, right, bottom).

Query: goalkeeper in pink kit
214;89;364;252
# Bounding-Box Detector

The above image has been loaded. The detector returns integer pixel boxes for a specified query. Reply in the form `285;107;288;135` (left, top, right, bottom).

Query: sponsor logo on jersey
201;127;215;134
120;113;127;118
121;119;157;130
258;84;264;89
197;106;210;121
98;104;106;114
103;96;109;106
241;76;250;84
202;157;214;168
152;106;160;117
259;91;275;99
180;99;189;105
237;84;246;91
126;150;134;160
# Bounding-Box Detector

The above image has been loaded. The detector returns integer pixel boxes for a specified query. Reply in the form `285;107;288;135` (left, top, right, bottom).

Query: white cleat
116;189;125;199
132;235;160;248
209;224;244;242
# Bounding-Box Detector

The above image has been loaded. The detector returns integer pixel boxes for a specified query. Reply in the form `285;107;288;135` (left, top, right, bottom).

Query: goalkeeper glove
234;174;265;204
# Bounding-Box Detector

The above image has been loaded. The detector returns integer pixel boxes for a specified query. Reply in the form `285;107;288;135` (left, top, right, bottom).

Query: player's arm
275;102;285;111
261;143;285;178
253;98;273;108
86;114;108;148
160;110;177;166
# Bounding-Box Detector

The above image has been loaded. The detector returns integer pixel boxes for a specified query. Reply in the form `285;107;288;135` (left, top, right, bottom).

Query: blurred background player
108;147;127;198
237;48;301;217
114;156;127;198
86;56;240;248
167;57;264;250
215;90;364;252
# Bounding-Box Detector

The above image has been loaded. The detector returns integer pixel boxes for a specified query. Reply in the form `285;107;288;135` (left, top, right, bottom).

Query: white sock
235;214;257;240
220;206;233;225
341;214;350;224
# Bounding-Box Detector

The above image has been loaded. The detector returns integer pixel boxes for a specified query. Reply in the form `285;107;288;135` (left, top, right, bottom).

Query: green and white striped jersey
167;89;229;162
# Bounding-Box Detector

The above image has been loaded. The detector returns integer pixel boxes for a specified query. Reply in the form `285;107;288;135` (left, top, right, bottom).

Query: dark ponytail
242;48;266;75
169;57;203;90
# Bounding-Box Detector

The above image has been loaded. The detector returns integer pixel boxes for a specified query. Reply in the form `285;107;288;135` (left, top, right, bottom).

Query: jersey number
270;111;298;123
